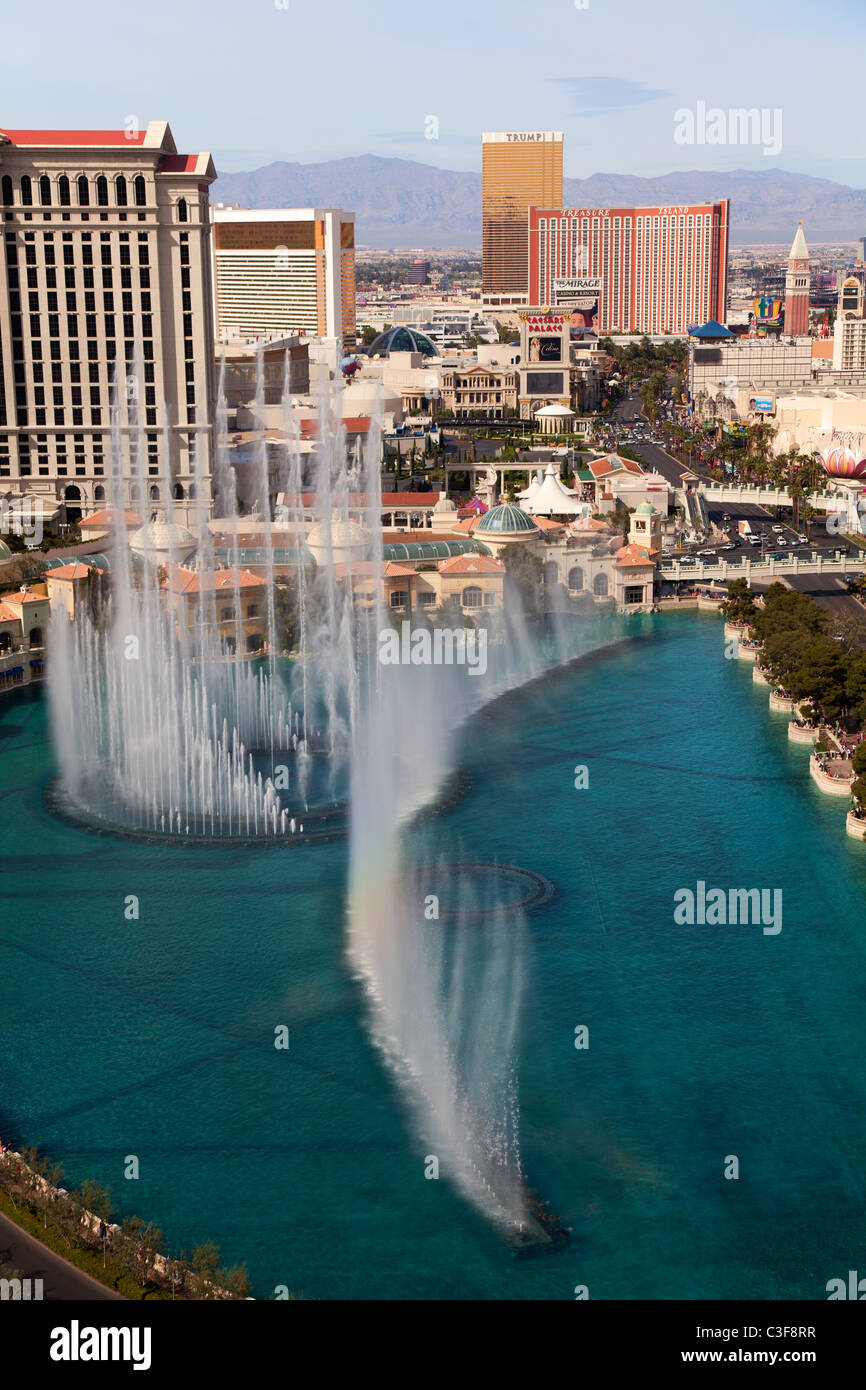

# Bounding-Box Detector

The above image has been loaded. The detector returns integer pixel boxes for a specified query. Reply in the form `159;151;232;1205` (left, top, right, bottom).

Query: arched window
77;174;90;206
29;627;43;649
115;175;127;206
94;484;105;501
63;484;82;523
20;175;32;206
58;175;70;206
389;590;408;610
246;633;264;654
462;585;483;609
593;571;609;597
543;561;558;585
568;566;584;591
1;175;12;206
133;175;146;207
96;175;108;207
130;484;140;501
177;198;187;223
172;482;185;500
149;484;160;500
188;483;196;500
39;175;52;206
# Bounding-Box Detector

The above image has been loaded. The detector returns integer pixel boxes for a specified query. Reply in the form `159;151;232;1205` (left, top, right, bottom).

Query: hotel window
20;176;32;206
134;176;146;207
177;198;188;223
96;176;108;207
115;175;128;207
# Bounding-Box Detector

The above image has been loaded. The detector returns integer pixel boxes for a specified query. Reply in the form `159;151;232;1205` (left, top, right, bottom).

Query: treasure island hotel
0;122;217;519
481;130;728;332
482;131;563;305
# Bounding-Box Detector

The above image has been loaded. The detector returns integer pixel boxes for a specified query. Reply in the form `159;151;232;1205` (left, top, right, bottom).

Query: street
0;1209;124;1301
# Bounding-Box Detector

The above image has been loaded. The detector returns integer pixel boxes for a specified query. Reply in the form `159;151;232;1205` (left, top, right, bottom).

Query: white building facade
0;122;217;519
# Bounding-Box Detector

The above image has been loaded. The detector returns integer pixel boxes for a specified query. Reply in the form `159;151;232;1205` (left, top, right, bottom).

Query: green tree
503;545;543;620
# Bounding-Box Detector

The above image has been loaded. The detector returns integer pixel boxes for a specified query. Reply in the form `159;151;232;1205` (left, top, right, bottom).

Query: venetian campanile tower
784;221;810;336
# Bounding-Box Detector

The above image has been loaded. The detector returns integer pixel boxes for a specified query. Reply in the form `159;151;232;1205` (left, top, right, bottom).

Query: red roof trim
1;130;147;146
157;154;198;173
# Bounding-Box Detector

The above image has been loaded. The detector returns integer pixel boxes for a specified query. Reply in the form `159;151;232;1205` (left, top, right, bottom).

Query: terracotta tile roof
0;604;20;622
437;555;504;575
383;562;417;578
299;417;372;437
46;563;95;580
532;516;566;531
589;455;644;478
81;508;139;529
161;565;264;595
0;591;47;605
614;544;656;567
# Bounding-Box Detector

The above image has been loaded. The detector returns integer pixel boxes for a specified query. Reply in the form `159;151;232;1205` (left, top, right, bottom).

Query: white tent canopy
523;463;587;517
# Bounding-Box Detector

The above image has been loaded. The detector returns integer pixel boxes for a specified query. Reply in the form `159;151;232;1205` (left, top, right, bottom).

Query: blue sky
2;0;864;186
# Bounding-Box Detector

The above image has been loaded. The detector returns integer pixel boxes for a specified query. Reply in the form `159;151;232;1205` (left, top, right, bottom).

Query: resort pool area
2;609;866;1299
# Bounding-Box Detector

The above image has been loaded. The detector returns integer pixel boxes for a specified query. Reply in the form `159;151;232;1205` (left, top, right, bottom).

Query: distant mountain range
212;156;866;249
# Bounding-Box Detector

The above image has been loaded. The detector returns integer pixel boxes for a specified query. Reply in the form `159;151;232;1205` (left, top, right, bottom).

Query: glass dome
364;326;438;358
475;504;539;535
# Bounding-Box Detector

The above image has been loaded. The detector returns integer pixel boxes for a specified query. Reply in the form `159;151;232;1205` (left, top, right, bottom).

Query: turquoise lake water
1;610;865;1299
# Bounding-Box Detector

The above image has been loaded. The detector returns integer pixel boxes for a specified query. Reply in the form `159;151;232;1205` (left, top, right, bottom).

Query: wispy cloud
550;76;671;116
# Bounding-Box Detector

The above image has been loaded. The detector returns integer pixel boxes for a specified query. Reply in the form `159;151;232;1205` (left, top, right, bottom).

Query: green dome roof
475;504;539;535
635;502;655;514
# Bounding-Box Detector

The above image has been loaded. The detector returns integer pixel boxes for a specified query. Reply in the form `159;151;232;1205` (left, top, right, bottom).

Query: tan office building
0;121;217;521
482;131;562;305
212;208;356;349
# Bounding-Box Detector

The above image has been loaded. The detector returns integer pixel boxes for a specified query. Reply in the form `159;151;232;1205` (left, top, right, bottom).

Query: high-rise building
212;207;356;348
408;258;429;287
0;122;216;520
856;236;866;266
528;201;729;335
784;221;810;337
482;131;562;305
832;275;866;371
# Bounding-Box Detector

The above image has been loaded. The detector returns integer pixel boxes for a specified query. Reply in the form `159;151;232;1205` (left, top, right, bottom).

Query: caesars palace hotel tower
0;122;216;521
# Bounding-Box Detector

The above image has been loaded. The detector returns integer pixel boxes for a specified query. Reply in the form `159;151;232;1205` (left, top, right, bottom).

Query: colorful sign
528;335;562;363
748;394;775;414
752;297;783;325
520;314;566;330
